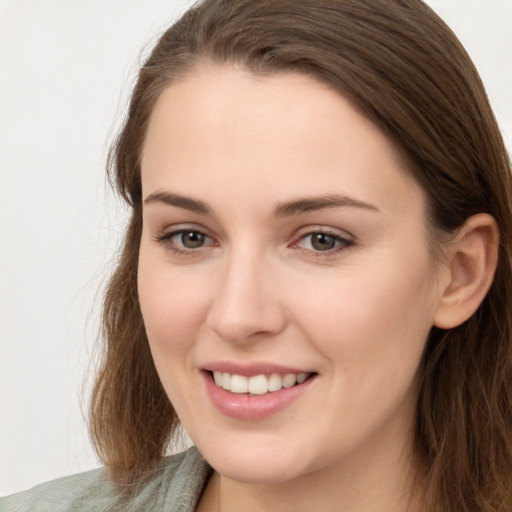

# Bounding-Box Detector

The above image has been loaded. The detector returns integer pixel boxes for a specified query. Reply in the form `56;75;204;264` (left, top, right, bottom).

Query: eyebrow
143;191;211;214
273;194;379;217
143;191;379;217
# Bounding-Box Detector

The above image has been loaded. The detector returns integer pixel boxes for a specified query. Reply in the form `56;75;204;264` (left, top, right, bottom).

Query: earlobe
433;213;499;329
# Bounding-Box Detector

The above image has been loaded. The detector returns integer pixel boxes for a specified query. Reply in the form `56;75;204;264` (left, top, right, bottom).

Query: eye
295;231;353;253
172;230;209;249
154;228;216;253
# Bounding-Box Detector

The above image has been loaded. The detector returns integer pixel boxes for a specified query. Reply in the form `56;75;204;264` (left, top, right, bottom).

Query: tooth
282;374;297;388
222;372;231;390
230;374;248;393
213;371;223;386
268;373;282;392
296;373;308;384
248;374;268;395
215;371;307;393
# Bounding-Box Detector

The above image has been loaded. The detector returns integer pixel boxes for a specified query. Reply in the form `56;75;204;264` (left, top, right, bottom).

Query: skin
138;65;453;511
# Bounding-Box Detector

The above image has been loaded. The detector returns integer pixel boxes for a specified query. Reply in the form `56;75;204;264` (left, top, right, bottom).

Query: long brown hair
89;0;512;508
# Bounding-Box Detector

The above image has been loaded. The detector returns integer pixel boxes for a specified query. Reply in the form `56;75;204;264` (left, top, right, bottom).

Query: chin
211;456;306;485
194;433;314;484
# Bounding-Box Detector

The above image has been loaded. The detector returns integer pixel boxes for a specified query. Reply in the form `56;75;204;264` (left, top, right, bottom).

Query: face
138;66;445;485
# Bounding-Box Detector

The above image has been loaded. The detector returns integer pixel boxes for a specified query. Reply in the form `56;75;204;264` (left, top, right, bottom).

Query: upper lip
202;361;315;377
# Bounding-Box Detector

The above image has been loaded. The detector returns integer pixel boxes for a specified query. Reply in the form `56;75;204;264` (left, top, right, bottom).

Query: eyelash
153;226;354;257
293;229;354;257
153;227;217;255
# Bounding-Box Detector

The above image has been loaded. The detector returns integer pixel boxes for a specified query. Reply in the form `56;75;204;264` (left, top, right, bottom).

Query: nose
206;250;287;344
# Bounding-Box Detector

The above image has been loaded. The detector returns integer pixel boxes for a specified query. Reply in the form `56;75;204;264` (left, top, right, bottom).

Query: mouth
207;370;317;396
201;366;318;420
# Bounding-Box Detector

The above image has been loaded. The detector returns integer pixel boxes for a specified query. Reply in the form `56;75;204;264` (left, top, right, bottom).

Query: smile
203;369;317;420
212;371;312;395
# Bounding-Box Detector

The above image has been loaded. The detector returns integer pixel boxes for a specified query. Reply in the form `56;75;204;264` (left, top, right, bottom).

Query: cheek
289;254;436;376
137;253;209;356
137;256;210;414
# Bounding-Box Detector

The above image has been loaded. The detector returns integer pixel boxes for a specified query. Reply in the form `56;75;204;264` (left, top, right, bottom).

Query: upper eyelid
157;223;212;236
153;224;214;243
293;225;355;241
162;228;213;240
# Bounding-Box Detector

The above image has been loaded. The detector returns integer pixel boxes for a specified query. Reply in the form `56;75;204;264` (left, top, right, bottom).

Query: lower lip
201;371;315;420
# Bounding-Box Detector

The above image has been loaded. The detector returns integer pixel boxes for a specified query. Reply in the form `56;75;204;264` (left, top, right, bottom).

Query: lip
201;367;317;420
202;361;314;377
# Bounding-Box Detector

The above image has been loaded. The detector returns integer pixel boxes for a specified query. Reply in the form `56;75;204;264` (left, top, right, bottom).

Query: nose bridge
206;243;286;343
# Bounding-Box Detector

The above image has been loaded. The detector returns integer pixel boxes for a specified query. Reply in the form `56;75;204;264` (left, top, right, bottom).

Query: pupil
182;231;205;248
312;233;335;251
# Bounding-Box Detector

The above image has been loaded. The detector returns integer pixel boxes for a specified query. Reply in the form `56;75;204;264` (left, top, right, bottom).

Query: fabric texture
0;446;212;512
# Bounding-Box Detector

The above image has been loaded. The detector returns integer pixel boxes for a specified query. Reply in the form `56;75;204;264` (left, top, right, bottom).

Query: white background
1;0;511;496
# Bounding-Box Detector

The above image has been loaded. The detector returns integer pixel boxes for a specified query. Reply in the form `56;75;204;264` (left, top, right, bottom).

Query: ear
434;213;499;329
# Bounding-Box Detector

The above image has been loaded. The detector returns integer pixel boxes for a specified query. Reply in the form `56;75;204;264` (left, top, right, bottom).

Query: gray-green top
1;447;212;512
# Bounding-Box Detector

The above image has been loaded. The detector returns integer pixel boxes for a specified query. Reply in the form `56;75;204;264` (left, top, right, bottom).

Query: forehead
140;65;423;217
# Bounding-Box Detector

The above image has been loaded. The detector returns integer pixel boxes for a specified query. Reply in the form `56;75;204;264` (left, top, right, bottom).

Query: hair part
89;1;512;508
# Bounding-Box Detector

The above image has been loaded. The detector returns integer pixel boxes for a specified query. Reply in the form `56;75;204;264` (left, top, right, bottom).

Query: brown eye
177;231;207;249
155;227;216;254
310;233;337;251
296;231;353;253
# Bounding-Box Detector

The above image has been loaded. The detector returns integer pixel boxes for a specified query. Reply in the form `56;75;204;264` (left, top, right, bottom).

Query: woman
3;0;511;510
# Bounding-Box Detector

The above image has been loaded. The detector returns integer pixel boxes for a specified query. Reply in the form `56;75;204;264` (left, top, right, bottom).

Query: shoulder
0;465;113;512
0;447;211;512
